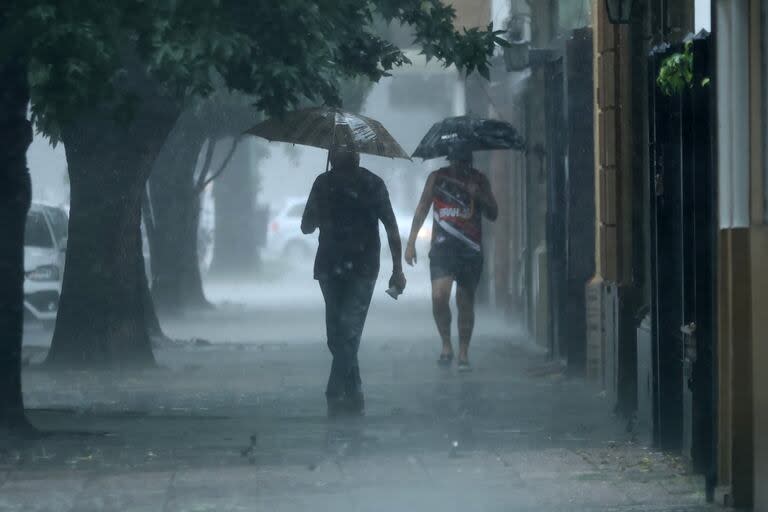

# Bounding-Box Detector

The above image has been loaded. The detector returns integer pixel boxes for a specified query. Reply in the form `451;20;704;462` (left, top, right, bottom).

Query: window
25;211;54;248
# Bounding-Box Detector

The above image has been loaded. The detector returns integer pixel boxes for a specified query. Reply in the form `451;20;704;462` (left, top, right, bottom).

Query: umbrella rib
292;113;324;147
246;107;410;159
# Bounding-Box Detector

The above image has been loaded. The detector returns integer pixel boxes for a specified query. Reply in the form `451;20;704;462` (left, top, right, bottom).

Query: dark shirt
302;166;392;280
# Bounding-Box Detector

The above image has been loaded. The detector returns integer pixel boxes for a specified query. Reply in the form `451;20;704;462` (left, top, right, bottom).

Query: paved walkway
8;289;715;512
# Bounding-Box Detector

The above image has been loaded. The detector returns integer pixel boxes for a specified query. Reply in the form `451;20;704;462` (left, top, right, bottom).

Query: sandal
457;360;472;372
437;353;454;367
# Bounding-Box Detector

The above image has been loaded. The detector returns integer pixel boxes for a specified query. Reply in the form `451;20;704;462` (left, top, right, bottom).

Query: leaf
656;42;695;96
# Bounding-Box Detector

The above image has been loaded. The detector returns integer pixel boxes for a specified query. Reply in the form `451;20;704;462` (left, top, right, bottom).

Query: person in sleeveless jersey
405;148;497;371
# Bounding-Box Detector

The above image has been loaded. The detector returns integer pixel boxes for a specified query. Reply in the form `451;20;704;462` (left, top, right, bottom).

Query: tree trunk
151;180;209;314
140;226;169;344
47;105;177;369
140;189;164;341
148;132;211;315
210;140;260;277
0;55;34;433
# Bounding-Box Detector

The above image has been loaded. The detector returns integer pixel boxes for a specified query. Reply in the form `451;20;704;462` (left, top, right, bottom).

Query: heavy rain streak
4;0;755;511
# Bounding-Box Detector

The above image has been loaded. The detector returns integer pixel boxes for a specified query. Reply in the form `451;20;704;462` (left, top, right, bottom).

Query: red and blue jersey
431;167;483;253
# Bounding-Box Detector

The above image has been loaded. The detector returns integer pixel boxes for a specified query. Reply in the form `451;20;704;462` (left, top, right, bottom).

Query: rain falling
1;1;762;511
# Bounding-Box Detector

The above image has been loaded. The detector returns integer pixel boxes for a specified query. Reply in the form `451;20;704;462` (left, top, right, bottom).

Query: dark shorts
429;246;483;290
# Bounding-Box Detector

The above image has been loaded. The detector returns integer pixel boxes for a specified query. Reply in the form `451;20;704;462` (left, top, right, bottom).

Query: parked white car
263;197;316;263
24;203;68;328
263;196;432;265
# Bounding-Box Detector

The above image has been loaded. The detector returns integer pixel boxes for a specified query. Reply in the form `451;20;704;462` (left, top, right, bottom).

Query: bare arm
405;172;436;265
477;174;498;221
377;184;406;292
379;200;403;274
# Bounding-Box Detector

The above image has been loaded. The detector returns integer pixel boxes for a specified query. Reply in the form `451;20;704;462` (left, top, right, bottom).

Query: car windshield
25;211;54;248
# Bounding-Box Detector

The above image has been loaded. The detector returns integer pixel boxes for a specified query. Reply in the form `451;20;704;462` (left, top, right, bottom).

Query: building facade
713;0;768;508
588;0;768;508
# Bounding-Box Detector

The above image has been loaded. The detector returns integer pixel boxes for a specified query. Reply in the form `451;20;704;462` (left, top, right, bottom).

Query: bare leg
456;284;476;364
431;277;454;357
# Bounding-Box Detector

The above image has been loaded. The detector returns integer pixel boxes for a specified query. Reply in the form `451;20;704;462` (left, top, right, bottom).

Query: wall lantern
605;0;633;24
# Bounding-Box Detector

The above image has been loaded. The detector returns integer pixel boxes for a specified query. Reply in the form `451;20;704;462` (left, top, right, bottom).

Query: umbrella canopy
245;107;410;160
412;115;526;160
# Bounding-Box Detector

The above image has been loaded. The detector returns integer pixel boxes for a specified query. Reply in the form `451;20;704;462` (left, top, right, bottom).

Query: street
9;281;713;512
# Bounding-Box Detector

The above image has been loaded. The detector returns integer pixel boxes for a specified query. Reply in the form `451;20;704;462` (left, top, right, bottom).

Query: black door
648;34;717;492
686;33;717;493
649;41;685;453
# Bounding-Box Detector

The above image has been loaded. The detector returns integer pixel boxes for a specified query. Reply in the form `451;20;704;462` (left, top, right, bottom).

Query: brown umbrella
245;107;410;162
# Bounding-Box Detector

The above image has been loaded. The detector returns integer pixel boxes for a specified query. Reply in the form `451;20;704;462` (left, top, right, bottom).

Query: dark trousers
319;277;376;400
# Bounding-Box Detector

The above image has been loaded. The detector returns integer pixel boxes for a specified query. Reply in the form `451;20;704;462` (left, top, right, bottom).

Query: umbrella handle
325;113;339;172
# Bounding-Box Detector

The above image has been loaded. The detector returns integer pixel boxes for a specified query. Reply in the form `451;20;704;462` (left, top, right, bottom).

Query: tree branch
196;136;241;194
194;138;217;192
141;184;157;243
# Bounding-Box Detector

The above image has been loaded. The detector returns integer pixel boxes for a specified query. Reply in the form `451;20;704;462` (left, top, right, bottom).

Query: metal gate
564;28;595;375
542;28;595;374
648;33;717;493
544;56;567;361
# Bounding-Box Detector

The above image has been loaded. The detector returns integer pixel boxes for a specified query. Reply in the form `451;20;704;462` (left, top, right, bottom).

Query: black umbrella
412;115;526;160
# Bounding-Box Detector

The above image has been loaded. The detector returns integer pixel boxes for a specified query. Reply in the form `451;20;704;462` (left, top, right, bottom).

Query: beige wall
592;0;633;285
716;234;732;488
448;0;492;29
587;0;634;386
751;2;768;508
716;228;755;507
750;1;768;508
716;0;768;507
751;228;768;511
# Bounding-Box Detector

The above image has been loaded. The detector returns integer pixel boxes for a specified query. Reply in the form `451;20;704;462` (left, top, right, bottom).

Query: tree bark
0;55;35;434
48;131;153;368
140;228;169;344
148;130;211;315
47;100;178;369
140;189;172;344
210;140;261;277
150;178;209;314
150;94;262;299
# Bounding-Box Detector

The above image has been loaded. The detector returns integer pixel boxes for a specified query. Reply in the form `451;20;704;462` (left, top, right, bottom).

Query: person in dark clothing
405;148;497;371
301;146;406;417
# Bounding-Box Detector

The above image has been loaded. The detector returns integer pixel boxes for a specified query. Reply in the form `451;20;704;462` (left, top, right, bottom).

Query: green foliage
5;1;507;140
656;41;695;97
6;2;122;142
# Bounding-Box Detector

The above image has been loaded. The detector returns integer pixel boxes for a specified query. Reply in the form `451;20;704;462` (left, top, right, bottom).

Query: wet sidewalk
7;298;715;511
